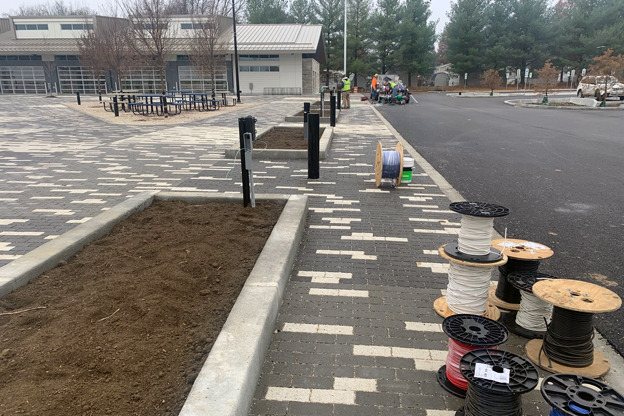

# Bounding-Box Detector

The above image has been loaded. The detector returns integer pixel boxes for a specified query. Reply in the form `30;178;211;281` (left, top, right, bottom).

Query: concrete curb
224;126;333;160
178;194;308;416
0;191;159;297
504;98;624;110
371;105;624;391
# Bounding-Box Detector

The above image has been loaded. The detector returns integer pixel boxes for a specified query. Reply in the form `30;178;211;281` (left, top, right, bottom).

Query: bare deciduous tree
122;0;180;94
98;14;139;91
189;0;229;98
77;29;107;94
8;0;94;16
534;59;560;104
480;69;502;95
589;48;624;104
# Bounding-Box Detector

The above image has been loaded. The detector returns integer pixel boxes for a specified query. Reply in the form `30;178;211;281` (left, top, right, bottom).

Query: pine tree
370;0;402;74
346;0;370;85
398;0;436;86
316;0;344;84
483;0;514;74
289;0;316;23
445;0;488;76
246;0;290;23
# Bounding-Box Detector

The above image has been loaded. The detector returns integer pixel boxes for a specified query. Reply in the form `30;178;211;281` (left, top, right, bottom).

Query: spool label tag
474;363;510;383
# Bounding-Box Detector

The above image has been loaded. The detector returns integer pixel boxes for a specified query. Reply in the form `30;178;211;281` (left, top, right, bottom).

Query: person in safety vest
340;74;351;109
371;74;378;101
389;80;398;103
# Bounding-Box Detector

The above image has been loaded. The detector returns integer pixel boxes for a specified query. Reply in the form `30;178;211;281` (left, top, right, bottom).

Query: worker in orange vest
371;74;378;101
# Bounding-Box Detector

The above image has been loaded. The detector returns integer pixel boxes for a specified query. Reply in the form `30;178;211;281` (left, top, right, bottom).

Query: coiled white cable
515;291;553;332
446;263;493;315
457;216;495;255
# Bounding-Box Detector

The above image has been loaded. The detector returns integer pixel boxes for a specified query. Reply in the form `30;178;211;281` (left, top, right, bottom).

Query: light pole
343;0;347;75
232;0;241;103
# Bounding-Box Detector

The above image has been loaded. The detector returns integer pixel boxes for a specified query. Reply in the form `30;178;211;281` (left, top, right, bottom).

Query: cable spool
435;202;509;320
456;349;539;416
525;279;622;378
503;272;557;339
489;238;554;312
437;314;508;398
374;142;404;187
541;374;624;416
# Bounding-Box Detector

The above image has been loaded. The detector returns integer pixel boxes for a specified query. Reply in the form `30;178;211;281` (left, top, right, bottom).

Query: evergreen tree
445;0;488;76
506;0;552;85
246;0;290;23
346;0;370;85
316;0;344;84
483;0;514;74
398;0;436;86
289;0;316;23
370;0;402;74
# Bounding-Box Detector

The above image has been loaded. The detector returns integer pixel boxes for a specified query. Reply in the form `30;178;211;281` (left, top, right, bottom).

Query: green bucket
402;157;415;183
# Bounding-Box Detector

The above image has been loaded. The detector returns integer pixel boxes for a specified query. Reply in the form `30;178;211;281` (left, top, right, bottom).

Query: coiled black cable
542;306;595;368
464;383;523;416
495;259;540;303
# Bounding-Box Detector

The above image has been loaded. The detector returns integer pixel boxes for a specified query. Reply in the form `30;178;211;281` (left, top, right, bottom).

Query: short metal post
308;113;320;179
239;115;257;207
320;90;324;117
337;90;342;110
113;96;119;117
162;94;168;116
303;102;310;141
330;95;336;127
76;92;81;105
98;91;102;102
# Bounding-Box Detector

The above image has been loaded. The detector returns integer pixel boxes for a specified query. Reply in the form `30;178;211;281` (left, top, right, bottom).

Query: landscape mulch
254;127;325;150
0;200;282;416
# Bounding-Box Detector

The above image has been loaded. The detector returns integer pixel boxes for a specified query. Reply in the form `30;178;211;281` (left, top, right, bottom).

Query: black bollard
320;90;324;117
337;90;342;110
76;92;81;105
330;95;336;127
162;94;168;116
303;102;310;141
308;113;320;179
239;116;257;207
113;96;119;117
98;90;102;102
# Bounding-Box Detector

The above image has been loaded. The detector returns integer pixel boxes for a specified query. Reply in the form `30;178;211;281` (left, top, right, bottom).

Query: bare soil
294;109;333;117
0;200;282;416
254;127;325;150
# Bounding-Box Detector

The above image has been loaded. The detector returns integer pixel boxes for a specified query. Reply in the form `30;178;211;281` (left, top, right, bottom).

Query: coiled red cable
445;339;498;390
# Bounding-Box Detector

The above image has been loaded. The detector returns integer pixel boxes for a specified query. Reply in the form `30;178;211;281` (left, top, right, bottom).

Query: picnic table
103;92;138;113
130;94;181;116
215;90;236;107
181;92;220;111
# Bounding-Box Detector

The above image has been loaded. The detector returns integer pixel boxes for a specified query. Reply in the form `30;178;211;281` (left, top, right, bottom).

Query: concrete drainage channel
224;125;334;160
505;97;624;109
0;191;308;416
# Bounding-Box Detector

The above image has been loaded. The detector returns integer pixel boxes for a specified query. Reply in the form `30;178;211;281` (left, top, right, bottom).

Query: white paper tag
474;363;510;383
520;241;547;250
497;242;520;248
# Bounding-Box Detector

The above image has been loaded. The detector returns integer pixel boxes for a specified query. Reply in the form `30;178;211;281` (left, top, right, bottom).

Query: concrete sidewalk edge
178;194;308;416
371;106;624;391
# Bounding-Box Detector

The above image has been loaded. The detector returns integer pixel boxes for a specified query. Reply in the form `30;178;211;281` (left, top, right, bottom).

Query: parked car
576;75;624;100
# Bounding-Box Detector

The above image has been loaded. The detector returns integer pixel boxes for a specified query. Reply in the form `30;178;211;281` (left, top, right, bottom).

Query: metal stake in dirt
76;92;81;105
303;102;310;141
308;113;320;179
113;96;119;117
238;115;257;207
330;95;336;127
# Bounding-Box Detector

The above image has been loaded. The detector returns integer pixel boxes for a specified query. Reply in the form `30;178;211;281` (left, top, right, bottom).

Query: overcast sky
0;0;453;34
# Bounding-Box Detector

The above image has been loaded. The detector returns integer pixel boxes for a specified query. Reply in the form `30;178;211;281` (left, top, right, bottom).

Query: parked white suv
576;75;624;100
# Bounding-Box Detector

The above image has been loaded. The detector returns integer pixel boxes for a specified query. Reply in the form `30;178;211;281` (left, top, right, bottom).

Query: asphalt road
378;93;624;355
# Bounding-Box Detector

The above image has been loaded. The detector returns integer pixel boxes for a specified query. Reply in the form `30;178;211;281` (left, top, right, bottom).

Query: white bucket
403;157;415;168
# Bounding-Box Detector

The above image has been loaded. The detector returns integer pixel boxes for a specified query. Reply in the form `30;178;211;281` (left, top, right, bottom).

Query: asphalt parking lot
379;92;624;355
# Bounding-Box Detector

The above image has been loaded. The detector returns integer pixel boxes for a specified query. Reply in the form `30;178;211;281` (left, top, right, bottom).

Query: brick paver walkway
0;94;549;415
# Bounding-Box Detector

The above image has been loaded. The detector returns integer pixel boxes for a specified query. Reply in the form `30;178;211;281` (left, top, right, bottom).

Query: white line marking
282;323;354;335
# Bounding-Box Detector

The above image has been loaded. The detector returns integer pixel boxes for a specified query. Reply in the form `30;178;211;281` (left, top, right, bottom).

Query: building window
121;67;160;93
239;55;279;61
55;55;80;61
61;24;93;30
178;66;227;92
180;22;214;30
57;66;106;94
134;23;168;30
240;65;279;72
177;55;190;61
15;24;48;30
0;55;42;61
0;66;46;94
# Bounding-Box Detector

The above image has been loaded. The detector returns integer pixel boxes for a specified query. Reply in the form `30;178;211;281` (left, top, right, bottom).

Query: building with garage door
0;15;325;95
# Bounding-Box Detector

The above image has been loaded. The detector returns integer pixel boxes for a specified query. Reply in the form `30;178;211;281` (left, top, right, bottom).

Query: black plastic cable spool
444;243;504;263
508;271;557;293
449;202;510;218
437;315;509;399
460;349;539;395
443;314;509;347
541;374;624;416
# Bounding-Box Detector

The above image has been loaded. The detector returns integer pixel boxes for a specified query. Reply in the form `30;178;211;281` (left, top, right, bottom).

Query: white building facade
0;16;325;95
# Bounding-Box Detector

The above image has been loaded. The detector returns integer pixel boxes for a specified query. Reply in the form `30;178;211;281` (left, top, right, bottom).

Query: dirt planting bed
0;200;282;416
294;109;333;117
254;127;325;150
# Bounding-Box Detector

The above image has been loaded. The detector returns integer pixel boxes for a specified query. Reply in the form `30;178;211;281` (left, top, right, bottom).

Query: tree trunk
408;72;412;87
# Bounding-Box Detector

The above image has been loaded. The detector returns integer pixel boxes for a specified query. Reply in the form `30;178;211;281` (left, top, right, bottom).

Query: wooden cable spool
375;141;404;187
